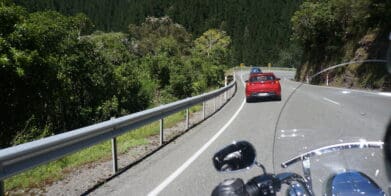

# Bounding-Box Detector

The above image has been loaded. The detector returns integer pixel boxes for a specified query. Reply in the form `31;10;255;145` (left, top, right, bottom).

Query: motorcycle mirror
212;141;256;172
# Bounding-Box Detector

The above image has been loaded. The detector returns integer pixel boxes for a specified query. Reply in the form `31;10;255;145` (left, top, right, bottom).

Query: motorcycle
211;69;391;195
211;140;387;195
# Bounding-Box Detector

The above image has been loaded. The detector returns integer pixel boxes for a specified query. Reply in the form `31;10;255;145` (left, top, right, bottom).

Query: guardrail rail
0;76;237;194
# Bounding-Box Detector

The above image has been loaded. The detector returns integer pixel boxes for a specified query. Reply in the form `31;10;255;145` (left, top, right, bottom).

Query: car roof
250;72;274;77
250;67;261;71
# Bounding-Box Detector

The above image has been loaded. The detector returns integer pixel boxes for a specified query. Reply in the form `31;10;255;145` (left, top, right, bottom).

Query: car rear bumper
246;90;281;97
247;91;280;98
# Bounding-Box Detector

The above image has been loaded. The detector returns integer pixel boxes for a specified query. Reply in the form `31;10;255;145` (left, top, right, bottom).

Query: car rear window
250;68;261;73
250;75;275;82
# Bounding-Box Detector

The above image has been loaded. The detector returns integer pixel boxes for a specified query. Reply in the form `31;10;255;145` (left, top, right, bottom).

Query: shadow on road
246;97;282;103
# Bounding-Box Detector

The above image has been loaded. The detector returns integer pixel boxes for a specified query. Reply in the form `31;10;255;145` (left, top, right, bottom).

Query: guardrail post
110;117;118;174
326;73;329;86
214;97;216;112
217;95;221;108
203;102;206;120
229;86;232;99
221;94;223;107
224;76;227;101
217;95;219;108
186;108;189;129
0;180;4;196
160;118;164;145
111;137;118;173
232;85;234;97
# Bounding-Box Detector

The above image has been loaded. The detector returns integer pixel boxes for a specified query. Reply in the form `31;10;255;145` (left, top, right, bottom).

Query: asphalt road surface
92;70;391;195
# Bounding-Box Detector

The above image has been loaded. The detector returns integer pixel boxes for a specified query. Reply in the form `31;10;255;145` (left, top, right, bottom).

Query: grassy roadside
5;105;202;191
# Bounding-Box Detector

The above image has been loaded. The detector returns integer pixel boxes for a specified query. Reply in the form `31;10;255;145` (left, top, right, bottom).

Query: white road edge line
148;74;246;196
323;97;341;106
378;92;391;97
308;84;391;97
283;79;391;98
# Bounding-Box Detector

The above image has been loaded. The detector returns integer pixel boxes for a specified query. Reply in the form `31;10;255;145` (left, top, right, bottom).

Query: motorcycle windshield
273;66;391;195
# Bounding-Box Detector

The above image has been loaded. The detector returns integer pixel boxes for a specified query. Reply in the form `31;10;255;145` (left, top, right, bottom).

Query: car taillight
275;80;279;84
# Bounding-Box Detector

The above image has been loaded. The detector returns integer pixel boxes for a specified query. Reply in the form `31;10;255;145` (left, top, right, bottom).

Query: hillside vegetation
290;0;390;90
0;1;230;147
13;0;302;66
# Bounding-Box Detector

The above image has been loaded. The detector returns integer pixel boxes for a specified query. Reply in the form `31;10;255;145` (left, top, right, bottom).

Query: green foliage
13;0;302;66
128;17;228;103
291;0;390;87
128;16;191;57
11;11;78;54
12;116;53;145
169;63;194;98
0;4;76;147
72;13;95;36
0;2;26;35
292;0;389;56
276;41;303;68
140;54;172;89
0;2;229;148
194;29;231;65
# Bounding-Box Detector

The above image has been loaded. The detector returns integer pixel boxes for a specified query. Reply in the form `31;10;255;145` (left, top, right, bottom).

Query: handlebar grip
246;174;280;196
212;174;281;196
211;178;249;196
244;182;261;196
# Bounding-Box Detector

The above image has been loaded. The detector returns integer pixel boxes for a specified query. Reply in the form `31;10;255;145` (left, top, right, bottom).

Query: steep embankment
292;0;390;91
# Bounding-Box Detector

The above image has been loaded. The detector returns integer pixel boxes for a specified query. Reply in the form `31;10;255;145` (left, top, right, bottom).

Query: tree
72;13;95;36
0;6;83;146
128;16;191;57
194;29;231;65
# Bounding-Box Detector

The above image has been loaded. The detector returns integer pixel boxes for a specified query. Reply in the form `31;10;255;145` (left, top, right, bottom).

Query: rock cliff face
297;28;390;91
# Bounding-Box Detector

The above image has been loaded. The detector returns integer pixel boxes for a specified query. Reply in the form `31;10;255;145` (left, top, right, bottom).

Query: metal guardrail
305;59;387;84
0;78;236;191
309;59;387;79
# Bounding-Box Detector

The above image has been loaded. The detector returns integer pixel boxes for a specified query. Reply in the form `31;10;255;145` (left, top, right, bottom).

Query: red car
245;73;281;102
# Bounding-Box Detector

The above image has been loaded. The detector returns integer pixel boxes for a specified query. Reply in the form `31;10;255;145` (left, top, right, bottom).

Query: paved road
92;70;390;195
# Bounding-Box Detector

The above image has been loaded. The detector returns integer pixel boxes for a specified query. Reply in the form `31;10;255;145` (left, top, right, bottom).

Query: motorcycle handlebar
211;178;248;196
212;174;281;196
212;173;313;196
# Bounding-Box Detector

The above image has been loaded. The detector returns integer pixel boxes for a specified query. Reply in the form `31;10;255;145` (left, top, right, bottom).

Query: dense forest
0;1;230;147
13;0;302;66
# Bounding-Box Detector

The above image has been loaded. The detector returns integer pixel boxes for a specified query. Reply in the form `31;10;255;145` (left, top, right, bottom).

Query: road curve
91;70;390;195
